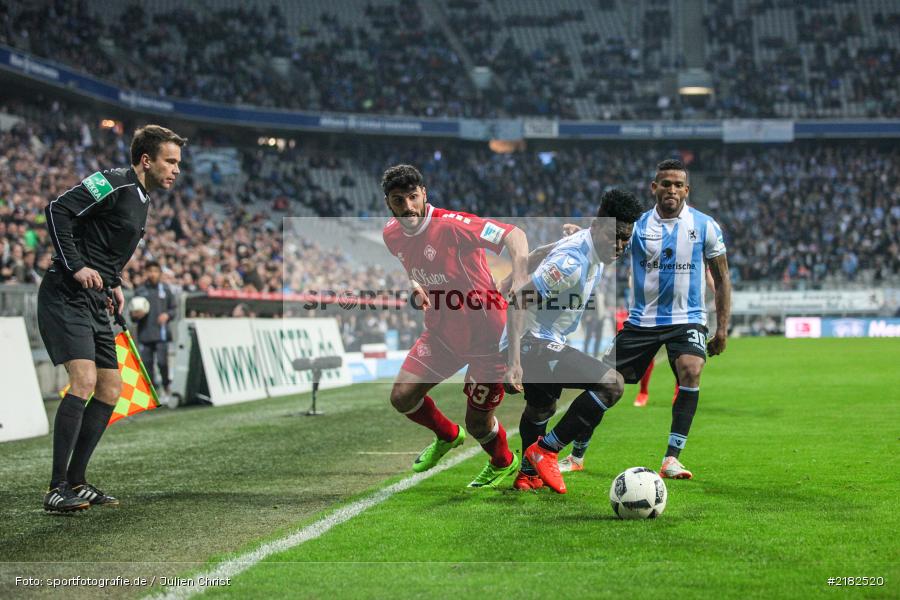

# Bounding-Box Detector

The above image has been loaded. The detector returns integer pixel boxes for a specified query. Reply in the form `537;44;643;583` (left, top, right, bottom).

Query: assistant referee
38;125;186;512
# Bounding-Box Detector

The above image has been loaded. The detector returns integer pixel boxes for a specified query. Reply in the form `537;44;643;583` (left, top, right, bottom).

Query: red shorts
401;330;506;412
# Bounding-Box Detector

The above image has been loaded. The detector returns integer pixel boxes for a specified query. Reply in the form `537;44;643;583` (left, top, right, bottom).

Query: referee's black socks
67;399;116;485
667;386;699;458
50;393;87;488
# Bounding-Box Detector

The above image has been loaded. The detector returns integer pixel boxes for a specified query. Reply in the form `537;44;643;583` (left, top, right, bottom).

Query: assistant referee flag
59;331;159;425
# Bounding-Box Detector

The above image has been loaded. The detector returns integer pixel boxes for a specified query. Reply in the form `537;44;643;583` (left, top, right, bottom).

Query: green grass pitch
1;337;898;598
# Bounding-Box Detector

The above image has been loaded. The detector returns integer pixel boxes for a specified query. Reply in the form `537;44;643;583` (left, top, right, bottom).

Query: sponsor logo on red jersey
411;268;449;286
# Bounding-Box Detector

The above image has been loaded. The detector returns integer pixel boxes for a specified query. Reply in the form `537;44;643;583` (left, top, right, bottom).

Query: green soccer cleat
467;452;521;489
412;427;466;473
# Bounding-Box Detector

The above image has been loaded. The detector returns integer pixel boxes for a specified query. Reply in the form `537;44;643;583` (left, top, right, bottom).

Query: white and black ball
609;467;667;519
129;295;150;319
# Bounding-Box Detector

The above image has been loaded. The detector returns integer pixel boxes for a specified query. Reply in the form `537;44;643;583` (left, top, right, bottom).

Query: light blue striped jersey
628;204;725;327
527;229;606;344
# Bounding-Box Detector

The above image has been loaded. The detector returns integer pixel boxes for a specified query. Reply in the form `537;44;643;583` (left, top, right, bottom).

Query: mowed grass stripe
152;432;503;600
2;380;526;598
206;338;900;599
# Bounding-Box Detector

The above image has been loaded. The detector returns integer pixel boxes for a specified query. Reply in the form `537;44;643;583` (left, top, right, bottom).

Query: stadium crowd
1;101;897;343
362;140;899;287
704;0;900;118
1;0;897;119
2;101;898;289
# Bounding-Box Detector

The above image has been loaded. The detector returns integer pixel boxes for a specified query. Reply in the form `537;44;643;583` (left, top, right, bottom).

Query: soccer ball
609;467;667;519
129;295;150;319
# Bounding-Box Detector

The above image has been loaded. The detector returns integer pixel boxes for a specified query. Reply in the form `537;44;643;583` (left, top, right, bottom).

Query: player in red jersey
381;165;530;488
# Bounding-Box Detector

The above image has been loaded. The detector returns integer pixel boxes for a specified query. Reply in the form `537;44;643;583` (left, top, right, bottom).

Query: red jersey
383;204;515;355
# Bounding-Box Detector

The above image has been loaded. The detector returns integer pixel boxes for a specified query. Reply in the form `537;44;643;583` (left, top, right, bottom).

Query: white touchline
152;425;527;600
153;390;576;600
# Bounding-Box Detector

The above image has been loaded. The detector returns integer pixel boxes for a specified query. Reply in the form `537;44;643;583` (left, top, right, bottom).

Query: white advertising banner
733;290;884;315
723;119;794;143
191;318;351;406
0;318;49;442
192;319;266;406
523;118;559;139
252;318;351;398
784;317;822;338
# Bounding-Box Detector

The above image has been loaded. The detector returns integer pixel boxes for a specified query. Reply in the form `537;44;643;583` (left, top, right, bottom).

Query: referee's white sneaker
660;456;693;479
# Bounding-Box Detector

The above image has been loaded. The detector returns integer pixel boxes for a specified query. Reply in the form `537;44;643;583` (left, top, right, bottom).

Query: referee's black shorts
609;322;708;384
521;334;615;410
37;268;118;370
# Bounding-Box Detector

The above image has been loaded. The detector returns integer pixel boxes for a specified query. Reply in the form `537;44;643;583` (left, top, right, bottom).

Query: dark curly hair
597;188;644;223
381;164;424;196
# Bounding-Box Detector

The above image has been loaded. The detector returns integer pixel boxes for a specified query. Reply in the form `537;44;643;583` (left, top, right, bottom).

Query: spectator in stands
132;261;177;403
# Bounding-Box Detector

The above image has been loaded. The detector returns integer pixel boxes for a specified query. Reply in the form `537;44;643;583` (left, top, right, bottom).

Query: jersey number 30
687;329;707;350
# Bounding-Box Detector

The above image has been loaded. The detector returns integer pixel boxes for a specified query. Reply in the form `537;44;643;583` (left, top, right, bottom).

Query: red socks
403;396;513;468
403;395;458;442
475;418;513;468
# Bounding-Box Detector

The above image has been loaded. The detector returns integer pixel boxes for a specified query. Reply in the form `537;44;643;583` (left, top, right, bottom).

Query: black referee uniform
38;168;151;368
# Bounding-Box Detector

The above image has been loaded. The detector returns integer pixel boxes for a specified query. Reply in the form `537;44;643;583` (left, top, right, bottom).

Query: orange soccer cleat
524;438;567;494
512;470;544;491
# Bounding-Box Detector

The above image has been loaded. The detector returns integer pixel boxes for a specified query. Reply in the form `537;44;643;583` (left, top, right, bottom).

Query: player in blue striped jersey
503;189;644;493
613;158;732;479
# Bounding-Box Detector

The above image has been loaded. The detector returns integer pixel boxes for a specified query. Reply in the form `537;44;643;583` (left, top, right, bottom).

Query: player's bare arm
498;241;554;297
502;226;529;289
499;222;577;295
410;279;431;310
500;226;530;393
562;223;581;237
707;254;731;356
504;276;543;394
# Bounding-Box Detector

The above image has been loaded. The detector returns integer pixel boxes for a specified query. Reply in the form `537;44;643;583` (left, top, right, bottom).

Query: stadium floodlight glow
489;139;524;154
679;86;714;95
100;119;117;128
291;355;343;416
